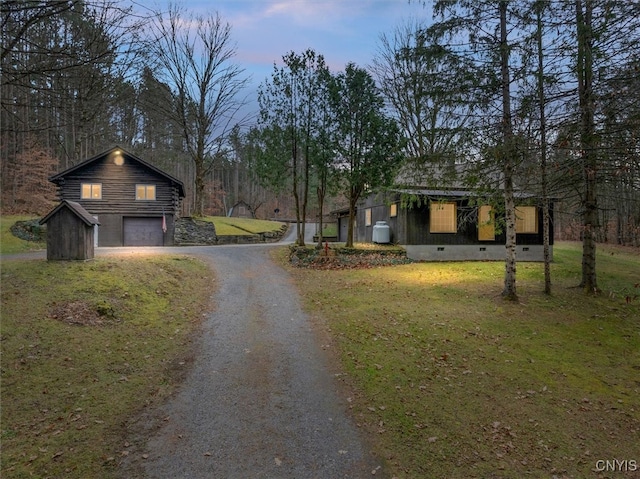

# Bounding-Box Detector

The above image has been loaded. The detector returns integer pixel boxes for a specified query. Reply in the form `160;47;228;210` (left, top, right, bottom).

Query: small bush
10;219;46;242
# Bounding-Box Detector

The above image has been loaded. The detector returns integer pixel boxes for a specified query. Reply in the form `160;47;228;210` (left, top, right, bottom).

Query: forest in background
2;1;639;253
1;1;290;219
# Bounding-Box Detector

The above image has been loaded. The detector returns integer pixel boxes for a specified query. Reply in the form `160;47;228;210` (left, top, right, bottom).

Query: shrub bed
289;244;412;269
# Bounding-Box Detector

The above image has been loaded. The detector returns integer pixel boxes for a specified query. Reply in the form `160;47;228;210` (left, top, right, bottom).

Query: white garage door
123;217;164;246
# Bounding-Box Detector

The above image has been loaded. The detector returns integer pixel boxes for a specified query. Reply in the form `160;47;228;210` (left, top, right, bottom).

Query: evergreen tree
327;63;405;248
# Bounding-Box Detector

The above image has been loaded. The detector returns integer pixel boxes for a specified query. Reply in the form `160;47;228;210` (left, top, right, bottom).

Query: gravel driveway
118;233;386;477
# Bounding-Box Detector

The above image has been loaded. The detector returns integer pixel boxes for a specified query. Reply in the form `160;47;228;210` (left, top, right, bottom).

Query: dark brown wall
54;153;181;246
357;192;554;246
45;207;94;260
56;155;180;216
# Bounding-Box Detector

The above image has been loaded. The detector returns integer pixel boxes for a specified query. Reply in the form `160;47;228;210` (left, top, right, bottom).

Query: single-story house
355;189;554;261
48;146;185;246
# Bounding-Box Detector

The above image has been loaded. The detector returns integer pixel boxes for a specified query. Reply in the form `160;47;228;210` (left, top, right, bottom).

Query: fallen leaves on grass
290;250;412;270
48;300;116;326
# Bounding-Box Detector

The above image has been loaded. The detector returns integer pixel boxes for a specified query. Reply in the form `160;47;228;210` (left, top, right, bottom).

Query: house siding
50;148;184;247
56;157;179;216
357;193;399;243
356;191;554;261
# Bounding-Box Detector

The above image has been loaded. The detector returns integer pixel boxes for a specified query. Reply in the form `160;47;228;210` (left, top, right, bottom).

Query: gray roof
40;200;100;226
392;188;536;199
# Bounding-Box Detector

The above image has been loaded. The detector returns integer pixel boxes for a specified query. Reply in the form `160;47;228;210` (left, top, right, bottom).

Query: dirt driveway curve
116;239;386;478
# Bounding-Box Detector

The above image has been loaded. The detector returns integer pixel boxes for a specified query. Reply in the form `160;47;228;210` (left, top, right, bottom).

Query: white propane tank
372;221;390;244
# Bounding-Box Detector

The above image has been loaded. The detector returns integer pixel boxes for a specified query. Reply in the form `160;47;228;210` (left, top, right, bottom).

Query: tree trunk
193;157;206;217
576;0;599;293
499;1;517;301
292;135;305;246
536;4;552;295
346;197;357;248
316;169;327;248
316;186;325;249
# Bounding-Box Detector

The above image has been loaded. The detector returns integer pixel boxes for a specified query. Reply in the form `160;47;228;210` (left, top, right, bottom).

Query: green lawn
285;242;640;478
0;255;213;479
3;229;638;479
0;215;46;254
202;216;286;236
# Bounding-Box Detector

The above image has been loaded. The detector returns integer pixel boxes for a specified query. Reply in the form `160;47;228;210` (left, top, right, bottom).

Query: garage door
123;217;164;246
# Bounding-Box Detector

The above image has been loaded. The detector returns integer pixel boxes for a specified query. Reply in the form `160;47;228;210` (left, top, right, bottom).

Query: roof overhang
40;200;101;226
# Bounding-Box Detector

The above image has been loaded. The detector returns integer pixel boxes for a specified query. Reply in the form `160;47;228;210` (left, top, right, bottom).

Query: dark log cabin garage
48;146;185;246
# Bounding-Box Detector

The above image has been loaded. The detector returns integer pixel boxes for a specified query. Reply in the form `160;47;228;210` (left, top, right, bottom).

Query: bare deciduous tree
148;4;249;217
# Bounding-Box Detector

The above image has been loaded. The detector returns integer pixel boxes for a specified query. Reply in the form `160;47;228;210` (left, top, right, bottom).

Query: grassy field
0;215;46;254
2;215;638;478
202;216;286;236
285;242;640;478
0;255;213;479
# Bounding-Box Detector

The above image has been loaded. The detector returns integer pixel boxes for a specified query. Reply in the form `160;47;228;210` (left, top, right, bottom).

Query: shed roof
49;146;186;198
40;200;101;226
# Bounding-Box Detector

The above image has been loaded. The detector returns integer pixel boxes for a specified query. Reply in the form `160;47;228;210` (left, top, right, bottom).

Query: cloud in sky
172;0;430;79
134;0;430;120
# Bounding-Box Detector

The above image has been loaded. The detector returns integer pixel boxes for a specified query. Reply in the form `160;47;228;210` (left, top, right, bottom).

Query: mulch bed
289;246;412;270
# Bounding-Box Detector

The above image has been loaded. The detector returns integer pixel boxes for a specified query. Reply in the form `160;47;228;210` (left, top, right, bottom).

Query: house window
365;208;372;226
478;205;495;241
390;203;398;218
516;206;537;233
81;183;102;199
136;184;156;201
430;202;457;233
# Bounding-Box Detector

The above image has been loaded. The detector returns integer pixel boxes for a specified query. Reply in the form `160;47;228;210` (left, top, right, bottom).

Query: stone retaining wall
174;218;217;245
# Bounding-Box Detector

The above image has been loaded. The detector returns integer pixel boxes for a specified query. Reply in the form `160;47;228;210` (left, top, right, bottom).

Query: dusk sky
135;0;432;89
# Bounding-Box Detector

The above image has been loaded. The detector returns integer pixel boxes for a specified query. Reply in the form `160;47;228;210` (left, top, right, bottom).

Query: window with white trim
81;183;102;199
136;184;156;200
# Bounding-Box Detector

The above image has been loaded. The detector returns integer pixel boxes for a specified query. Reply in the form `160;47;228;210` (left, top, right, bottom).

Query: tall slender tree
147;4;249;217
328;63;405;248
257;49;329;245
534;1;553;294
427;0;523;300
574;0;598;293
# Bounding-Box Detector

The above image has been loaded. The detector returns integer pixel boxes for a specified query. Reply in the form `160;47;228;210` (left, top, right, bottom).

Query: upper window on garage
430;202;457;233
516;206;537;233
136;184;156;200
81;183;102;199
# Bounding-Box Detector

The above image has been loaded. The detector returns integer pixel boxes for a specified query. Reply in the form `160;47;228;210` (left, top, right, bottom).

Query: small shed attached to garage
40;200;100;261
